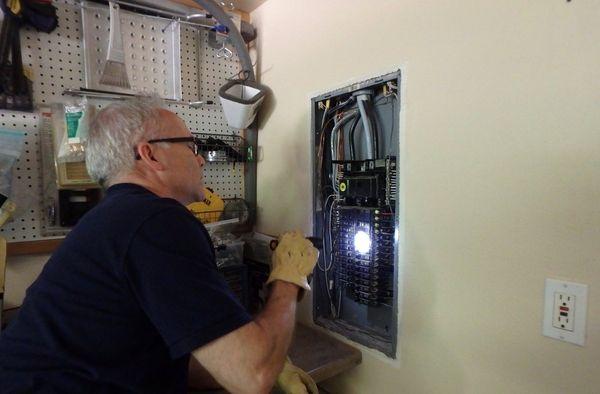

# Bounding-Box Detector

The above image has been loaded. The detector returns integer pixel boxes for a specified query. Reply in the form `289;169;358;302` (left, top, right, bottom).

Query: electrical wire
331;116;340;194
320;103;329;131
330;112;358;194
348;114;361;160
317;108;357;203
330;112;358;162
326;96;355;115
318;194;336;271
318;193;338;317
327;197;338;317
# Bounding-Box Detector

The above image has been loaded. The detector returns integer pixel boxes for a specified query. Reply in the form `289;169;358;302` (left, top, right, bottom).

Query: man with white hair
0;99;318;393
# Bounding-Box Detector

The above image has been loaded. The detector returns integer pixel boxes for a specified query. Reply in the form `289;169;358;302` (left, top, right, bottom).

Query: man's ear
136;143;165;171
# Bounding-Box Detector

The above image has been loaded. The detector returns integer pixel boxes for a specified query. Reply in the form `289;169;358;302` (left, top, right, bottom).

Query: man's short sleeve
124;206;252;359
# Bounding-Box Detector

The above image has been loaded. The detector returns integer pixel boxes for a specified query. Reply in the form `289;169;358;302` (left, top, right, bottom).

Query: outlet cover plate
543;278;588;346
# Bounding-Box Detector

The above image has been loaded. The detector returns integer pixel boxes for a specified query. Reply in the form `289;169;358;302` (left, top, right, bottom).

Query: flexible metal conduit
190;0;255;82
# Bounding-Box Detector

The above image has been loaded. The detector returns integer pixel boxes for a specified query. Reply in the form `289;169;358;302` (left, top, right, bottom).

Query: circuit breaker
311;71;400;357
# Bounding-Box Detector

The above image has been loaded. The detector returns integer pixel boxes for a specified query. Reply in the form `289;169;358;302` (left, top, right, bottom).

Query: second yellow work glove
266;230;318;291
274;358;318;394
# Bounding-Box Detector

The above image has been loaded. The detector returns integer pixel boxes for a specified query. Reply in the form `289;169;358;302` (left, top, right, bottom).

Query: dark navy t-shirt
0;183;251;393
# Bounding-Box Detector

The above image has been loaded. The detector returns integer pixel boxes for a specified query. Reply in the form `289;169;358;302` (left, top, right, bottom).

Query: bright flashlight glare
354;230;371;254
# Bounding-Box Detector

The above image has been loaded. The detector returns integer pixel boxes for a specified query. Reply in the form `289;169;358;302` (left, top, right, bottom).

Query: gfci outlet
543;279;588;346
553;292;575;331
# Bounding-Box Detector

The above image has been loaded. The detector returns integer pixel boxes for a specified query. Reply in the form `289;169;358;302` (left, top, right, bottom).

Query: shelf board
6;239;63;256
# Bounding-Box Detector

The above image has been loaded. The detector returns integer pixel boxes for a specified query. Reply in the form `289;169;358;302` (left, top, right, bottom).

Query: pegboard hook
216;41;233;58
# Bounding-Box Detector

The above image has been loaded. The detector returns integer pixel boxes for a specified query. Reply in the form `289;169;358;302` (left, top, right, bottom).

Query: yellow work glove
274;359;318;394
1;236;6;293
7;0;22;15
0;199;16;229
266;230;318;292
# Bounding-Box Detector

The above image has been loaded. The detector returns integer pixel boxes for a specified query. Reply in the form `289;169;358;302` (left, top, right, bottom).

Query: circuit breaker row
333;207;395;305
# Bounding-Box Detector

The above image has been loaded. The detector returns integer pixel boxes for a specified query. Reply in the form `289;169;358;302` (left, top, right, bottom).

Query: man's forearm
191;280;300;393
253;280;299;375
188;356;222;390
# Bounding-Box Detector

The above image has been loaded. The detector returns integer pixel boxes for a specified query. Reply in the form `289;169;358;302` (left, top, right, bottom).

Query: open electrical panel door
312;70;401;358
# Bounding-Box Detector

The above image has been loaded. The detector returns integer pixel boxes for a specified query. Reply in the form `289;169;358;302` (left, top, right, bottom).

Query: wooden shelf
6;239;63;256
289;323;362;383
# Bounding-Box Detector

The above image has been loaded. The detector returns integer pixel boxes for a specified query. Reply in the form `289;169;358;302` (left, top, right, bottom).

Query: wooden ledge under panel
6;239;63;257
289;323;362;383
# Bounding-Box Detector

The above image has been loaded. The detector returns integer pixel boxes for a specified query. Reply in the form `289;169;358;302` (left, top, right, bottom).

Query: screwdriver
269;236;323;251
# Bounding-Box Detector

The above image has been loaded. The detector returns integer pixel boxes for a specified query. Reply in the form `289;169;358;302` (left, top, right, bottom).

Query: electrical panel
312;71;400;357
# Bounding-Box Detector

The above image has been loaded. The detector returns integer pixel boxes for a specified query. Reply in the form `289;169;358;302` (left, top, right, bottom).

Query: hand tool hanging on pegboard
0;0;57;111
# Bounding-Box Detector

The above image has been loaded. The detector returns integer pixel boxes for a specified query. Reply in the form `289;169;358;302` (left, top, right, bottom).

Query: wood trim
6;239;63;256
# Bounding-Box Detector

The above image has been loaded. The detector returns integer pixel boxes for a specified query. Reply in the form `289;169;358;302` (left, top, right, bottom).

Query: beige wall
251;1;600;393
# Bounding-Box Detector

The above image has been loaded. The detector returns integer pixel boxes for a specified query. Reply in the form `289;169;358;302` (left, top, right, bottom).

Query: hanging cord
227;67;253;82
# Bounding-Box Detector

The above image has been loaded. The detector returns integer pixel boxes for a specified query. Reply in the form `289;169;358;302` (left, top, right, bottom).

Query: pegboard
0;0;246;242
81;1;182;99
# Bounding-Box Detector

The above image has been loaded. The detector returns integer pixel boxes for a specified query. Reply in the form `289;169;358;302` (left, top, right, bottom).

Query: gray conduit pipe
191;0;255;81
357;97;375;160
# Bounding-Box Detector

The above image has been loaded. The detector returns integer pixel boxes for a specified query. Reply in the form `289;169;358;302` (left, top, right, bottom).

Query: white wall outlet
553;292;575;331
543;279;588;346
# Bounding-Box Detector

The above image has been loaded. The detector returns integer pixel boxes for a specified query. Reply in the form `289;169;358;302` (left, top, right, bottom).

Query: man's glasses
134;137;201;159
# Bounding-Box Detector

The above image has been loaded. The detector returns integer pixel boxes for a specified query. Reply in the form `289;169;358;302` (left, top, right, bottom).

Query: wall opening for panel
311;70;401;358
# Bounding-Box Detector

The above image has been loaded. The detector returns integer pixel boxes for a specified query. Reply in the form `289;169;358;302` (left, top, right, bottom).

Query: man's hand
266;231;319;291
275;358;318;394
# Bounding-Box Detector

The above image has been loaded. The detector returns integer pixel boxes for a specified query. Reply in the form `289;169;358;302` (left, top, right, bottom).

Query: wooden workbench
191;323;361;393
288;323;362;383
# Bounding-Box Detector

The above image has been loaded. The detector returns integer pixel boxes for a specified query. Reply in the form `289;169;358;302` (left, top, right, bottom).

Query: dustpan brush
100;2;130;89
